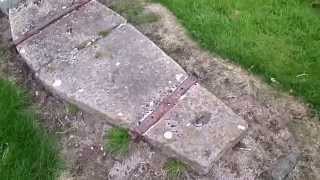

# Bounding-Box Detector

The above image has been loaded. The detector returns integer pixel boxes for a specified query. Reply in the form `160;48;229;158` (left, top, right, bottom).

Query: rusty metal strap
133;76;198;139
14;0;92;46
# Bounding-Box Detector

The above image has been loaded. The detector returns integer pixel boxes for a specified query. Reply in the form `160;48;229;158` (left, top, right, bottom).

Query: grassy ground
155;0;320;112
0;49;61;180
164;159;187;179
104;127;131;156
110;0;158;25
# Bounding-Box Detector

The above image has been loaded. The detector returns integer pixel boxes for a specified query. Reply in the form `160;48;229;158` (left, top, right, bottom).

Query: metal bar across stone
9;0;248;174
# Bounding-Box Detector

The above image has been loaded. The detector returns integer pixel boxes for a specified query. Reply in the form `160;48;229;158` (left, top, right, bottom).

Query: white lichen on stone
19;48;25;54
52;79;62;87
164;131;173;139
237;125;246;130
175;73;184;82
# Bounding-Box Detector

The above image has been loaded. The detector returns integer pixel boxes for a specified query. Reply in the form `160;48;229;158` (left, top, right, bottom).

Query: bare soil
1;1;320;179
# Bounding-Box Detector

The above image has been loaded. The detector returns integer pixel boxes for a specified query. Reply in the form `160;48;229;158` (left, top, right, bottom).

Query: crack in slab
36;22;127;72
13;0;93;46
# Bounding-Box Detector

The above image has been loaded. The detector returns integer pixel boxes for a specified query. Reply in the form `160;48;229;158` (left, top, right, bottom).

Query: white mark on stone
139;111;153;124
149;101;154;108
168;81;172;84
186;123;191;127
116;62;121;66
117;21;127;29
53;79;62;87
175;73;184;82
90;146;94;150
180;94;187;100
117;112;124;117
237;125;246;130
164;131;173;139
78;89;84;93
20;48;25;54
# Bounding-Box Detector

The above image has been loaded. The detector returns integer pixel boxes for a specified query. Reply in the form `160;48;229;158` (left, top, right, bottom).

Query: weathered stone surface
258;152;300;180
145;84;248;174
9;0;75;40
37;23;187;127
12;0;187;128
10;0;125;71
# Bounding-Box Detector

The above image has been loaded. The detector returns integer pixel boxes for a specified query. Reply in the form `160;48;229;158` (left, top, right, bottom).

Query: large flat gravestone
145;84;248;174
9;0;248;174
37;23;188;128
10;0;188;128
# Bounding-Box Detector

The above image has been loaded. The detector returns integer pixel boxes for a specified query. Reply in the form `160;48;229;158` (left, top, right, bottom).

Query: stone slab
9;0;75;40
37;23;187;127
10;0;125;72
12;0;187;128
145;84;248;174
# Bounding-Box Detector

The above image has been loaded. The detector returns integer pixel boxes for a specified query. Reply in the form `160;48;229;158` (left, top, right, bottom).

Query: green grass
164;159;187;179
65;103;80;115
104;127;131;156
111;0;159;25
0;79;61;180
155;0;320;112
